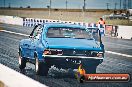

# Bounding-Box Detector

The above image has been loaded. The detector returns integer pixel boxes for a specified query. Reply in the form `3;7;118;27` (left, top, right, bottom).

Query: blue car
18;23;104;76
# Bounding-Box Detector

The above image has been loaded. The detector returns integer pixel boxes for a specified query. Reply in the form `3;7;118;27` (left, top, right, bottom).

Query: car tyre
78;75;85;83
35;56;49;76
18;50;26;70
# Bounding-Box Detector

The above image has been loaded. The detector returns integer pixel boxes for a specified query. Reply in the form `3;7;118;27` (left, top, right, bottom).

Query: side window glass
33;25;43;39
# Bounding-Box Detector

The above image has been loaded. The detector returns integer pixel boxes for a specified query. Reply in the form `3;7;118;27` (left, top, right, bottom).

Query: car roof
43;23;86;29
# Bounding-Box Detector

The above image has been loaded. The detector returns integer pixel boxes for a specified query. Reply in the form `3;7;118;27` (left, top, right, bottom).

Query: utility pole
82;0;86;21
4;0;5;8
128;0;131;9
123;0;127;10
130;0;132;9
120;0;122;9
49;0;51;17
50;0;51;9
115;3;117;10
128;0;129;9
8;3;11;8
106;3;110;10
83;0;86;11
66;0;68;10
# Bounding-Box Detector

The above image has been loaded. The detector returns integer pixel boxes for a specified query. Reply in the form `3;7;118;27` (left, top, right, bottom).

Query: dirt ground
0;8;132;25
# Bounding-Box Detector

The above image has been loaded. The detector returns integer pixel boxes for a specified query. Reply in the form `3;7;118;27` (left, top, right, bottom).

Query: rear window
46;27;93;39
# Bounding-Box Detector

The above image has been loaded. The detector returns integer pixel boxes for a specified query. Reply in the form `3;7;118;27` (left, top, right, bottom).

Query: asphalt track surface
0;23;132;87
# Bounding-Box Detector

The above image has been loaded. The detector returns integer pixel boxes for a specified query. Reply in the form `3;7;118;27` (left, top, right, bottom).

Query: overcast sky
0;0;130;9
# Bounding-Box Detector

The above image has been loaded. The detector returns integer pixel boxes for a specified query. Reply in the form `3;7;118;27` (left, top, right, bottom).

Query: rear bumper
42;55;104;60
42;55;104;69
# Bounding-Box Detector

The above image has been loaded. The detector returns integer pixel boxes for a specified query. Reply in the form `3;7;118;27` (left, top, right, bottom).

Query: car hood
45;38;102;51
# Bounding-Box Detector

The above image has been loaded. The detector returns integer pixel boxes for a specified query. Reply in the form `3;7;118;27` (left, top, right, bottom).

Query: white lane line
104;42;132;48
1;30;132;58
106;51;132;58
0;30;29;37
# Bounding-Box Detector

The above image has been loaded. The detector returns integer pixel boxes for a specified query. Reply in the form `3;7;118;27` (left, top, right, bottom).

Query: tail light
43;49;63;55
97;52;103;58
43;49;51;55
91;51;103;58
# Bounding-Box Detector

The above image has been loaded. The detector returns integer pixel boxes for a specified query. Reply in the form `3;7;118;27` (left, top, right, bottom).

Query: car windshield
47;27;93;39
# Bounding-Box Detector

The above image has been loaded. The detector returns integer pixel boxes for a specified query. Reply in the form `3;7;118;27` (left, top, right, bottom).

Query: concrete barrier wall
0;64;47;87
117;25;132;39
0;15;23;25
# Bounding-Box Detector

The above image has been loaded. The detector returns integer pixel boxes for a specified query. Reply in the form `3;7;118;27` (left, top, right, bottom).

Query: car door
29;25;43;59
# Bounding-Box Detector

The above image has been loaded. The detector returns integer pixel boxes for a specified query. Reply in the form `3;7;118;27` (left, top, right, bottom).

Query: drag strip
0;24;132;87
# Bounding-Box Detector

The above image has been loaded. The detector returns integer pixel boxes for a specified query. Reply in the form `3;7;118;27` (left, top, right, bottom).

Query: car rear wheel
78;75;85;83
18;50;26;70
35;55;49;76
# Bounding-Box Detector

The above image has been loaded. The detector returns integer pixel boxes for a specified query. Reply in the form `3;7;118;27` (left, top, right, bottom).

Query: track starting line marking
1;29;132;58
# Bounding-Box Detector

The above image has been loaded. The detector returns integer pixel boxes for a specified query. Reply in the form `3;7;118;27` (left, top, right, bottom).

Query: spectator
98;18;105;25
